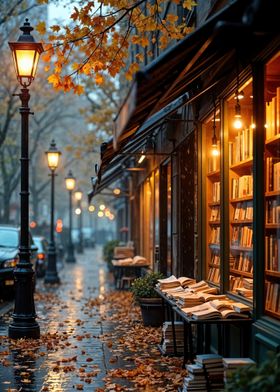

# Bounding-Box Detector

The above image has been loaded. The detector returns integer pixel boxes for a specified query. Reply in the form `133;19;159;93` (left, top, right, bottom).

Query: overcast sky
48;1;79;25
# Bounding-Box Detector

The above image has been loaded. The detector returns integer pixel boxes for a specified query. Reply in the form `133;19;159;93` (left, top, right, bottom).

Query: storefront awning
90;0;279;199
113;0;254;150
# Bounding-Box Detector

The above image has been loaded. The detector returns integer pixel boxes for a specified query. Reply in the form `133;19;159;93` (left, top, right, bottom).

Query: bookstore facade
94;0;280;362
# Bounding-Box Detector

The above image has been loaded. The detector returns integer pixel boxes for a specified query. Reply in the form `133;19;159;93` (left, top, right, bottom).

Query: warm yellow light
46;140;61;170
74;190;83;201
98;211;104;217
211;147;219;157
9;19;44;86
113;188;121;195
99;204;105;211
251;123;256;129
233;116;243;129
47;152;60;170
105;210;111;217
65;170;76;191
138;154;146;164
109;214;115;220
75;208;81;215
88;205;95;212
16;49;38;77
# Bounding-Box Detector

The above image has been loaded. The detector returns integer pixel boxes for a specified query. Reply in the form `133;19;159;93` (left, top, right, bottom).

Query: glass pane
227;79;253;299
264;51;280;319
205;113;220;286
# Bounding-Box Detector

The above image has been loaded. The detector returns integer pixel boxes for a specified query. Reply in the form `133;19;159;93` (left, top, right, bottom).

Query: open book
158;275;196;290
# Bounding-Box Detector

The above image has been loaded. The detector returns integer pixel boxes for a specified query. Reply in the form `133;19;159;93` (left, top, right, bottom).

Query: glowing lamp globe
65;170;76;191
9;19;43;87
46;140;61;171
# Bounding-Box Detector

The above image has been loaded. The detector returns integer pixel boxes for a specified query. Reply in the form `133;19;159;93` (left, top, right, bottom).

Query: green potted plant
225;352;280;392
131;272;164;327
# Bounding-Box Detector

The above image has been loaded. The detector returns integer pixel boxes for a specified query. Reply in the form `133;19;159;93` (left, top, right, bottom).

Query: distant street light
74;189;84;254
45;140;61;284
65;170;76;263
8;19;43;340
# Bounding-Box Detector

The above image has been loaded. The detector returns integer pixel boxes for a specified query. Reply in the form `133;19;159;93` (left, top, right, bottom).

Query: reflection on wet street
0;247;113;391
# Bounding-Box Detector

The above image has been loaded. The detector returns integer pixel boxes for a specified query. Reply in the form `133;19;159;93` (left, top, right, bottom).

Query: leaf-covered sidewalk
0;247;186;391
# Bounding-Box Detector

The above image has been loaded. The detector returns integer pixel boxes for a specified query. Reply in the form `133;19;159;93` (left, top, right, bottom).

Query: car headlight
3;256;19;268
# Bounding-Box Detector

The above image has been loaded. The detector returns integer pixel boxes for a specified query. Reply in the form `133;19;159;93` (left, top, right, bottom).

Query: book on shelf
209;206;220;222
266;90;280;140
229;128;253;165
265;234;280;271
207;266;220;283
220;308;250;319
231;226;253;248
195;354;223;365
266;199;280;224
232;252;253;274
231;175;253;199
265;282;280;313
266;157;280;192
212;181;220;203
210;227;220;244
233;201;253;221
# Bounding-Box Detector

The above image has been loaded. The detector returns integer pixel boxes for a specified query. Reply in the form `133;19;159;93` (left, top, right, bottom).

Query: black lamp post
45;140;61;284
8;19;43;339
74;189;84;254
65;170;76;263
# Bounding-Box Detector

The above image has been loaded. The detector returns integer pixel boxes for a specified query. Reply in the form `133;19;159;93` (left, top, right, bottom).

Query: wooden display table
112;261;150;289
155;288;252;364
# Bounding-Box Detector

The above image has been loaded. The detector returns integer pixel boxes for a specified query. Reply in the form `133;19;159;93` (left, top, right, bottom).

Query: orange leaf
36;21;46;35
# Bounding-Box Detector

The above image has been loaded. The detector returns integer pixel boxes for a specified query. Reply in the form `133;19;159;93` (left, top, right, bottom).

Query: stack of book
181;363;207;391
157;275;196;291
176;293;204;308
196;354;224;391
159;321;184;355
181;299;251;320
223;357;255;384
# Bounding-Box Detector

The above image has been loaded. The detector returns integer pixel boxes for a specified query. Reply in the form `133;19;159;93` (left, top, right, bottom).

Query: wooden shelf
207;170;220;180
266;223;280;229
208;221;220;226
265;270;280;278
230;268;253;278
230;196;253;203
208;201;220;207
265;133;280;147
230;245;253;252
231;220;253;225
230;158;253;172
265;190;280;197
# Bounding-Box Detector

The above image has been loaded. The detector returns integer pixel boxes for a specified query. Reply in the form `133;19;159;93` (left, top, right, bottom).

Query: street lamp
74;189;83;254
65;170;76;263
45;140;61;284
8;19;43;339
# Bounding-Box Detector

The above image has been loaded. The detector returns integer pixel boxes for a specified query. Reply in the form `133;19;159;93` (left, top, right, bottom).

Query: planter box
139;297;164;327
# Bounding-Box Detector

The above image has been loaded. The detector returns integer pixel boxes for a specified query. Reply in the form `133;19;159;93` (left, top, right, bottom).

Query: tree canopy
37;0;196;93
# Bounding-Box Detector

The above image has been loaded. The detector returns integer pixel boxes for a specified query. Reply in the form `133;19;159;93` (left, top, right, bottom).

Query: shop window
227;79;254;299
141;175;154;264
205;112;221;286
167;162;172;275
264;51;280;319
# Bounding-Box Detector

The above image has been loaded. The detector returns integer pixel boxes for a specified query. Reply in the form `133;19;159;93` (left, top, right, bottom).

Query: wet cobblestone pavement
0;247;186;392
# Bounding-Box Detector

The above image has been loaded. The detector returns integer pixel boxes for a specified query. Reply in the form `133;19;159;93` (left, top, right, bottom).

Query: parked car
33;236;48;278
0;225;37;299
